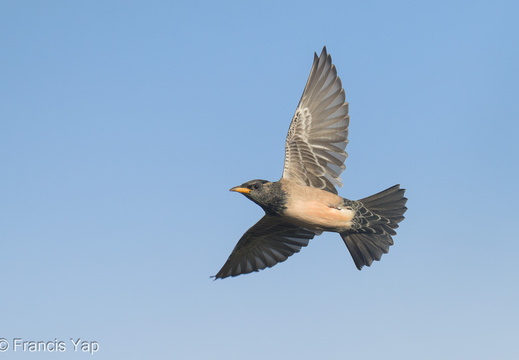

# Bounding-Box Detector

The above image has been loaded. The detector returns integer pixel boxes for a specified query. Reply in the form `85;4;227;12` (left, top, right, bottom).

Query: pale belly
284;199;354;232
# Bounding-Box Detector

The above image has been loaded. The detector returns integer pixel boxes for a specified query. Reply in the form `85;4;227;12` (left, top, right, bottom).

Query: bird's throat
256;182;287;216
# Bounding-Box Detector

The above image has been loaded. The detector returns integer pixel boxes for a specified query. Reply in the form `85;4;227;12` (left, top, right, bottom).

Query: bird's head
230;179;286;215
230;179;270;202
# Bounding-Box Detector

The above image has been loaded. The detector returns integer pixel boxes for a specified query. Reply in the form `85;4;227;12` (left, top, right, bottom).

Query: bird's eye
252;184;260;190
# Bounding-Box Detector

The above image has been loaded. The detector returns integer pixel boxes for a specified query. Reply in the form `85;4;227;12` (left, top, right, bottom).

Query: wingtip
318;46;328;59
315;46;328;59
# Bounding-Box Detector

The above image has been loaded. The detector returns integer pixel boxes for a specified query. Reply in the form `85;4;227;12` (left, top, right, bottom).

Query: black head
229;179;270;199
229;179;286;215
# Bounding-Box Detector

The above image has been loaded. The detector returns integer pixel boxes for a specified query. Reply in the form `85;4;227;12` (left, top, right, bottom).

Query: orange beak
229;186;252;194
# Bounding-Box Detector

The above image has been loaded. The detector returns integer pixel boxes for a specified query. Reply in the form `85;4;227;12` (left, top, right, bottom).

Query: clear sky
1;1;518;359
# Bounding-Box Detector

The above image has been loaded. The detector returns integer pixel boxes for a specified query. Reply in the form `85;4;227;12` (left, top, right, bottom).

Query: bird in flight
214;47;407;279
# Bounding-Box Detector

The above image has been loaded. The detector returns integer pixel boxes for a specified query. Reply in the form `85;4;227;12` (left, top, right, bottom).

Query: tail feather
340;185;407;270
343;233;393;269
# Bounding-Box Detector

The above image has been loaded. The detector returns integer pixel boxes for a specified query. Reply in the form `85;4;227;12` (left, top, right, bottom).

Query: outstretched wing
214;215;316;279
282;47;349;194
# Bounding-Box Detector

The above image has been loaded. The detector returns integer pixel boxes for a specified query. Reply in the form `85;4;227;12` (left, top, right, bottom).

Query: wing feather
213;216;316;279
282;47;349;194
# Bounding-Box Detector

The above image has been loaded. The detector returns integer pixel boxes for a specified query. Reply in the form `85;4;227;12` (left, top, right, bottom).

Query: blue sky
1;1;518;359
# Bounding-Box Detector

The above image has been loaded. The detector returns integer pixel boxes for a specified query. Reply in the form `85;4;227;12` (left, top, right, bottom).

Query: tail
340;185;407;270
